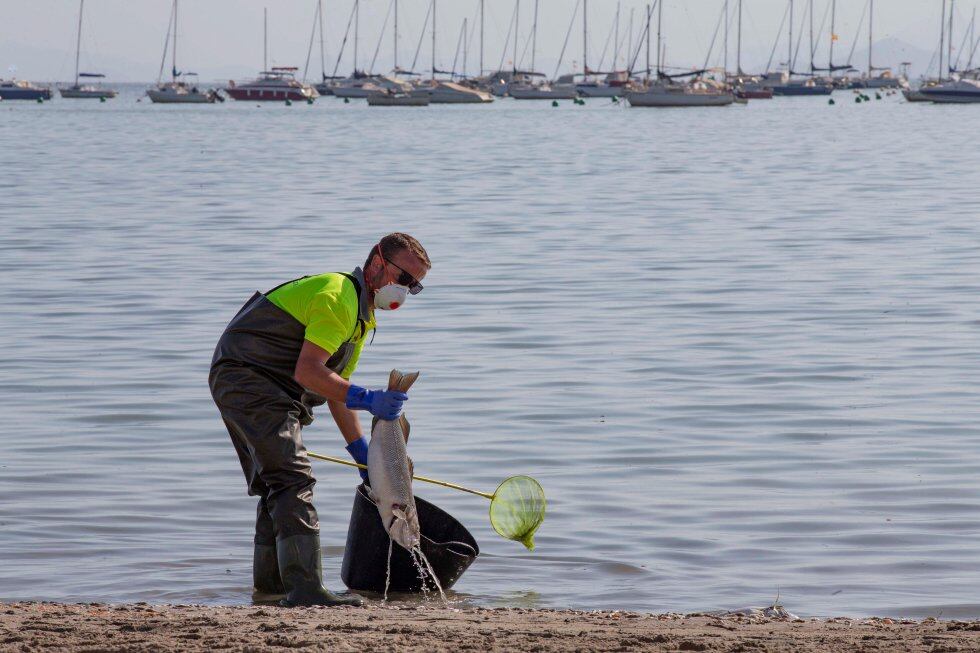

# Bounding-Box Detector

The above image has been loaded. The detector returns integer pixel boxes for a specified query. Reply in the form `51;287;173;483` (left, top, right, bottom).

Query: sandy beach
2;602;979;652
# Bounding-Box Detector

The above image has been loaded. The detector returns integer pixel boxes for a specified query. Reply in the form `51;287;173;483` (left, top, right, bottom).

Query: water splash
410;544;448;605
383;538;393;603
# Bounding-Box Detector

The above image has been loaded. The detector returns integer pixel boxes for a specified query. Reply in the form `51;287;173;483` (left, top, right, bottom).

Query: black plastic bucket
341;484;479;593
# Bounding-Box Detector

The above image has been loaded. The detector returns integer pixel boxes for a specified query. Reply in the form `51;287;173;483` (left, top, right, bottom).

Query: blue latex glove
345;384;408;421
345;437;370;484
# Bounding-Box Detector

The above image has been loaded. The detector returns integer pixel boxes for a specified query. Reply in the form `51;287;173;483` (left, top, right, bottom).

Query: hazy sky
0;1;963;81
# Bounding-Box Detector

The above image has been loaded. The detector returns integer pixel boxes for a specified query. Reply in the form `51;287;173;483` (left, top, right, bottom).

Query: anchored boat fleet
2;0;976;106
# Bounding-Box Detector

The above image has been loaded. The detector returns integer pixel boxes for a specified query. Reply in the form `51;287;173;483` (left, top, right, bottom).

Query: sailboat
147;0;221;103
626;1;735;107
847;0;905;88
506;0;579;99
225;8;318;102
412;0;493;102
766;0;834;96
727;0;774;99
59;0;118;99
917;0;980;103
572;0;634;97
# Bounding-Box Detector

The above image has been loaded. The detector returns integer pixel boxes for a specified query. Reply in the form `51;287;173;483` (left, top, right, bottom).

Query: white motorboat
627;80;734;107
366;89;430;106
332;74;411;99
415;80;493;104
917;78;980;103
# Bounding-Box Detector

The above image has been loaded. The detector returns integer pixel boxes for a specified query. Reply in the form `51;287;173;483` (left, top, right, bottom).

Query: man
209;233;430;607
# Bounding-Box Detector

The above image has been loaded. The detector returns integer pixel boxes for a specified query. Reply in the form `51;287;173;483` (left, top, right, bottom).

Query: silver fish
367;369;421;551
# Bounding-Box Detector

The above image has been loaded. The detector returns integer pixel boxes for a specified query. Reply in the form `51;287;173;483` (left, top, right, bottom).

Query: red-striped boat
225;67;318;102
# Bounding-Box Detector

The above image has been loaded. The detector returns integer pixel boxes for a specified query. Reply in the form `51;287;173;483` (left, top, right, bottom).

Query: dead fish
367;369;421;551
722;606;801;620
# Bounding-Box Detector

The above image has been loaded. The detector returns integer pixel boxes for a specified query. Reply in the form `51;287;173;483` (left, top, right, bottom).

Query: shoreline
3;602;979;652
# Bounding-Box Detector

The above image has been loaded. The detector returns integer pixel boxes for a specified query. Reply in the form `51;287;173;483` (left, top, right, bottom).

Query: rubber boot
252;543;286;602
277;533;363;607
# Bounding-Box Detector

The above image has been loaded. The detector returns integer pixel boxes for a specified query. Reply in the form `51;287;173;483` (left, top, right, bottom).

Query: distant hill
849;37;937;79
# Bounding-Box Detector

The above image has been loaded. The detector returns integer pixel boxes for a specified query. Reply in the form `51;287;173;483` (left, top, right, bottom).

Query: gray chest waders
208;290;365;606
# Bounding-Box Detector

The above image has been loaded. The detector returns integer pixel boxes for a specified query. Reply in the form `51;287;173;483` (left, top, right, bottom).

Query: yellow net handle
306;451;494;500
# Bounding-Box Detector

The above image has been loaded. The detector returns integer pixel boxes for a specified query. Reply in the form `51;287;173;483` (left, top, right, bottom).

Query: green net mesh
488;476;546;551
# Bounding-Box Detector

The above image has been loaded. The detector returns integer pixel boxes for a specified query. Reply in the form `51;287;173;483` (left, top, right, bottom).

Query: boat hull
918;89;980;103
770;84;833;96
849;78;903;89
902;89;933;102
147;88;218;103
331;86;373;99
367;93;430;106
627;90;734;107
510;87;579;100
225;87;315;102
735;88;774;99
59;87;117;99
575;85;618;98
0;87;52;100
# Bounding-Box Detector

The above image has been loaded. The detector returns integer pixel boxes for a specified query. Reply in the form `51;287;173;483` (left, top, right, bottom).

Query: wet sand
3;602;980;652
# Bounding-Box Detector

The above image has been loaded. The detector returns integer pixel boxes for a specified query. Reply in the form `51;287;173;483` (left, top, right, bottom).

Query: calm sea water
2;85;979;618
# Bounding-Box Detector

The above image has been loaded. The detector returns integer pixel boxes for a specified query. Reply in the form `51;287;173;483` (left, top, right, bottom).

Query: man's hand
345;385;408;421
345;436;370;483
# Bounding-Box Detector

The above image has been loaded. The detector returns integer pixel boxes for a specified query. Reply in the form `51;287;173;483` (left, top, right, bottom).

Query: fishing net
488;475;546;551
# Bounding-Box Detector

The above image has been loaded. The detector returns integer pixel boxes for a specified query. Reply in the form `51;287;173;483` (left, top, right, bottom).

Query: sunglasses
378;249;424;295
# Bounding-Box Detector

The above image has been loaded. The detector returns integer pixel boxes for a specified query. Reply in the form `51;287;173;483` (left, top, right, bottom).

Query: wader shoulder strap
265;275;309;296
340;273;370;341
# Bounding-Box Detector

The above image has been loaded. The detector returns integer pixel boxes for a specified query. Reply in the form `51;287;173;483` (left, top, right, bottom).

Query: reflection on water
1;88;980;617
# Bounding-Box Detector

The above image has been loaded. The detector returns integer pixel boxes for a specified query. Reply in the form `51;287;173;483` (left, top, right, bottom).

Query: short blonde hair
365;233;431;270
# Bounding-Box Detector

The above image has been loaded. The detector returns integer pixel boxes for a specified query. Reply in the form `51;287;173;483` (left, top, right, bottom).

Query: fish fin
407;456;414;478
387;369;402;391
371;415;379;432
399;414;411;442
395;371;420;393
366;486;379;504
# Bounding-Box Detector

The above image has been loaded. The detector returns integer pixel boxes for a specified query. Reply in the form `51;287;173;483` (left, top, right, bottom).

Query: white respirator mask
374;283;409;310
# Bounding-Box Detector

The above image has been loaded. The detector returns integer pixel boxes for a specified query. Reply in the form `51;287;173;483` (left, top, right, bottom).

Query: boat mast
939;0;946;81
808;0;813;74
463;17;468;77
737;0;743;75
614;2;620;70
74;0;84;87
532;0;538;73
432;0;436;80
656;0;662;78
173;0;179;81
355;0;360;72
645;3;651;80
628;7;634;74
263;7;268;72
867;0;873;77
829;0;837;72
320;0;327;79
394;0;398;71
723;0;728;76
583;0;588;76
946;0;956;79
788;0;793;74
514;0;519;73
480;0;484;75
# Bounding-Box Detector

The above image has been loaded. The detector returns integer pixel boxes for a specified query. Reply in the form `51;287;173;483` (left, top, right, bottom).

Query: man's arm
293;339;407;424
294;340;352;403
328;399;365;445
